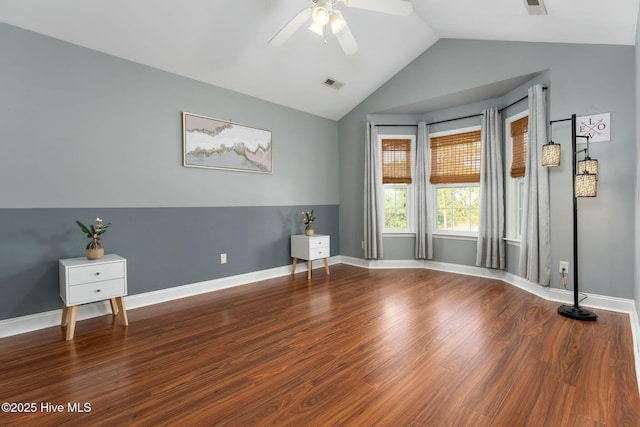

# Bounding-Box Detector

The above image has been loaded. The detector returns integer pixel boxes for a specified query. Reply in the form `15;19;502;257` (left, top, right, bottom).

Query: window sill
382;232;415;237
432;233;477;241
504;237;521;246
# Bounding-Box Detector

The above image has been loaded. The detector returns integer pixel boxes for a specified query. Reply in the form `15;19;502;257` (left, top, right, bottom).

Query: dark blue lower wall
0;205;339;320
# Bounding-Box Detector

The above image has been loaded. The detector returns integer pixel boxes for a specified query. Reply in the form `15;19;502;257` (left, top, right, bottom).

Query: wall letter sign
576;112;610;143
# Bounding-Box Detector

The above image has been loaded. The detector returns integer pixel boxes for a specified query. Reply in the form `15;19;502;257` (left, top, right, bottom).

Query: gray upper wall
339;39;636;299
0;23;340;208
0;23;343;320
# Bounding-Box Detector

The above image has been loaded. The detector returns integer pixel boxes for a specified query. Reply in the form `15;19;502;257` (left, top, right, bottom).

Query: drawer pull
96;289;101;293
95;272;101;276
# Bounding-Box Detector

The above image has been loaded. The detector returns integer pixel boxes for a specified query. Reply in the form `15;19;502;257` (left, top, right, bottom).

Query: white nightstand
291;234;330;280
59;254;128;340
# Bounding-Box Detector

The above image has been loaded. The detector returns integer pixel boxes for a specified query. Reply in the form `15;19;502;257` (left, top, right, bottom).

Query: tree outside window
384;186;408;230
436;186;480;232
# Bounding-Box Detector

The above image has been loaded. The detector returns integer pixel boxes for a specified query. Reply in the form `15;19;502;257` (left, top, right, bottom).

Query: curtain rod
374;87;547;128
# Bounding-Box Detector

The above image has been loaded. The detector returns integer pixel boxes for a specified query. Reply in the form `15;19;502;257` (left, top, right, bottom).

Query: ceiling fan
269;0;414;55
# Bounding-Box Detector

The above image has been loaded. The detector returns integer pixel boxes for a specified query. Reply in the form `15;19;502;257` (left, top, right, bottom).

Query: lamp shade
575;172;597;197
542;141;561;167
577;157;598;177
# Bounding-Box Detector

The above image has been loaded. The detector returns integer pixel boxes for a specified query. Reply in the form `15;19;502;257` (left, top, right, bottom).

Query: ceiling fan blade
343;0;413;16
269;7;312;46
332;11;358;55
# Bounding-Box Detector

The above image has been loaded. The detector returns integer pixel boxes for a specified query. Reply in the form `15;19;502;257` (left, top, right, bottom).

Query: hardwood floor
1;265;638;426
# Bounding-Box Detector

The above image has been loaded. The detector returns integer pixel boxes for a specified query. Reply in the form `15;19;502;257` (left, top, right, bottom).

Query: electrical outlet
361;241;364;249
220;253;227;264
559;261;569;273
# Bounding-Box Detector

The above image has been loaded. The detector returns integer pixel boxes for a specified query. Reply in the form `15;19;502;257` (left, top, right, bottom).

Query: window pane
385;189;395;210
387;210;407;229
453;188;468;208
384;187;408;230
517;181;525;236
469;187;480;209
454;208;469;231
437;209;451;230
470;209;479;232
398;189;407;209
437;188;452;209
435;186;480;233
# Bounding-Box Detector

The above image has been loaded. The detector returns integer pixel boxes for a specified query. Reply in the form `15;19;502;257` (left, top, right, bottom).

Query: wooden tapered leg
323;258;330;275
115;297;128;326
291;257;298;275
61;305;68;327
307;260;312;280
66;305;78;341
109;298;119;315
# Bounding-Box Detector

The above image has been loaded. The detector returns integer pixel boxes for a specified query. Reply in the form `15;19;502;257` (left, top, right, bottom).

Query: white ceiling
0;0;638;120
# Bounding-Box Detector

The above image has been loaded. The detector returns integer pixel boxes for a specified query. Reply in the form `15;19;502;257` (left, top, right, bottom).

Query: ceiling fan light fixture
312;6;330;26
270;0;411;55
330;10;347;34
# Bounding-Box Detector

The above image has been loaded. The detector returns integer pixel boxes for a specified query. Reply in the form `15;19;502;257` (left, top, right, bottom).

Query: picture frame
182;112;272;173
576;112;611;143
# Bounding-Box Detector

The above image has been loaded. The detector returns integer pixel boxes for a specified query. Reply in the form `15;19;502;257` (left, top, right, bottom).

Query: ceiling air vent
322;77;344;90
523;0;547;15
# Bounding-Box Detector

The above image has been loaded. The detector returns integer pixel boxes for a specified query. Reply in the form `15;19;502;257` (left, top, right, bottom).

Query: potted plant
76;217;111;260
301;210;316;236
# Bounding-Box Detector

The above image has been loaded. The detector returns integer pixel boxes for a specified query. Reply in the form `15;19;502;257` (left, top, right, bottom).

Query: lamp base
558;305;598;321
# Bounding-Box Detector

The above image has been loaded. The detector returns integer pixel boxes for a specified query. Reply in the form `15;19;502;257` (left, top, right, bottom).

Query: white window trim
505;110;528;241
379;134;416;235
429;125;481;239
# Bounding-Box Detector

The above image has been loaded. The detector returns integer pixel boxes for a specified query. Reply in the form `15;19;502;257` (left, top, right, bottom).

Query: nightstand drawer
68;262;125;286
68;278;125;305
309;247;329;259
309;237;329;248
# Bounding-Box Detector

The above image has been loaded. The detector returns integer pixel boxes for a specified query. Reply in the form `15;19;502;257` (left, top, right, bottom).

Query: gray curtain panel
476;108;505;269
518;84;551;285
364;121;384;259
415;121;433;259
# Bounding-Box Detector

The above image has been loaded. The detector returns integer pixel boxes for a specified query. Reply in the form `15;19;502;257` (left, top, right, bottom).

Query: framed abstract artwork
182;112;272;173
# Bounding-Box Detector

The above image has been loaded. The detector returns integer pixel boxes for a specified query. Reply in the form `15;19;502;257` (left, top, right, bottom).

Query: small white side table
59;254;128;340
291;234;330;280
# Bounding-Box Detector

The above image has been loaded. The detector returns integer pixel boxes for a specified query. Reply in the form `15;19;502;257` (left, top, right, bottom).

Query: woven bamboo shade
430;130;481;184
382;139;412;184
510;116;528;177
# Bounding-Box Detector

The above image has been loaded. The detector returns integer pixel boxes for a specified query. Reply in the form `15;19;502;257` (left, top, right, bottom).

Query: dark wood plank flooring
1;265;639;426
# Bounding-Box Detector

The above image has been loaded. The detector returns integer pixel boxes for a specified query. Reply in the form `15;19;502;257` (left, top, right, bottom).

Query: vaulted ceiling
0;0;638;120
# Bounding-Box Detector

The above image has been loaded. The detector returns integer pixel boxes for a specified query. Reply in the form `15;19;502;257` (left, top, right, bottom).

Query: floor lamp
542;114;598;321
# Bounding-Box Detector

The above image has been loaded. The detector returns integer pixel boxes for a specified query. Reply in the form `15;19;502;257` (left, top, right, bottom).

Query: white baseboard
340;256;637;314
0;256;341;339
